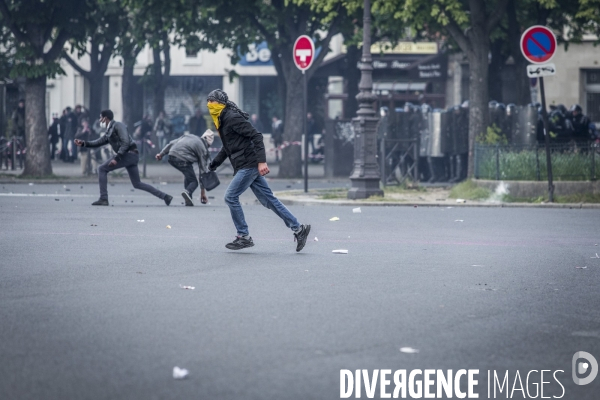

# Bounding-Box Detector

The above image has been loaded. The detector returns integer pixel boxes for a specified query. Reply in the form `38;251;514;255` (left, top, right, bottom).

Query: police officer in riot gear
568;104;592;143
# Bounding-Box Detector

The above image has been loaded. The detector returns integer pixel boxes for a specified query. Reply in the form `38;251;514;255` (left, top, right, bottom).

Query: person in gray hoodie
156;129;214;206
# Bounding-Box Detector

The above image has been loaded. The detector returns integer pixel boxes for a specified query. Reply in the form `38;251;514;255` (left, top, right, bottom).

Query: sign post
293;35;315;193
520;25;557;202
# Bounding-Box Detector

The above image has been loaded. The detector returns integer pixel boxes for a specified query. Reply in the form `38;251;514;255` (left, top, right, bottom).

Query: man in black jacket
206;89;311;252
75;109;173;206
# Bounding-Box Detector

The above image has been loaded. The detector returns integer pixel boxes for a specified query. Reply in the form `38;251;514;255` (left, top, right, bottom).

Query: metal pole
303;71;308;193
142;138;147;178
11;136;16;170
591;143;596;181
380;137;386;187
539;77;554;202
495;145;500;181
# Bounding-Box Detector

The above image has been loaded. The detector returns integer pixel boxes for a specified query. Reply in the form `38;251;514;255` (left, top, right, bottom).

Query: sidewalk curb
276;193;600;209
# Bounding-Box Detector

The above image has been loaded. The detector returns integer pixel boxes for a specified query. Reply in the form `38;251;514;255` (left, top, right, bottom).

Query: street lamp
347;0;383;200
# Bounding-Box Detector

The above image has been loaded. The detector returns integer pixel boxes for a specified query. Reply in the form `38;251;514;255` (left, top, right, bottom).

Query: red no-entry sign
520;25;557;64
293;35;315;71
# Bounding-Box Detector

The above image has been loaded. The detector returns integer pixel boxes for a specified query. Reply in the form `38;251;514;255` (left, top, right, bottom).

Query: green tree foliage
63;0;130;122
0;0;91;177
193;0;348;178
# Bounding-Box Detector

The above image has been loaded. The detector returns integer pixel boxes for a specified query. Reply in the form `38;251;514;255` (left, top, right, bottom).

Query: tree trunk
278;66;304;178
122;61;135;132
152;46;165;116
345;45;361;118
88;73;103;124
507;0;531;105
23;76;52;177
488;40;504;103
466;39;491;178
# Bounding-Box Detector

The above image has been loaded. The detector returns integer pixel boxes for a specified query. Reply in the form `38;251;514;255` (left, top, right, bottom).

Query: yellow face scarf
207;102;226;130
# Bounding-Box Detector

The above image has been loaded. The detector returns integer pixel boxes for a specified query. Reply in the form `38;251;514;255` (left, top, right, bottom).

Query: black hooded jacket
83;120;137;161
211;107;266;173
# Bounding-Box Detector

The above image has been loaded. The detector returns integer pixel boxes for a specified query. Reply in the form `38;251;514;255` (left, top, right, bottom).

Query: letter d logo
572;351;598;385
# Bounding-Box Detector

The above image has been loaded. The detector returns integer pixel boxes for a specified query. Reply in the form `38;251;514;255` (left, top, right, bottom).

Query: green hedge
475;146;599;181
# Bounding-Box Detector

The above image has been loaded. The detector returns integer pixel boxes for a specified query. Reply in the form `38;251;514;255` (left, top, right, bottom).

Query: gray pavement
1;182;600;399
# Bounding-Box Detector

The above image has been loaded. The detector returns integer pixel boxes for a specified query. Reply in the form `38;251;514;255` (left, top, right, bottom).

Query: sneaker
294;224;311;252
164;194;173;206
92;198;109;206
225;236;254;250
182;191;194;206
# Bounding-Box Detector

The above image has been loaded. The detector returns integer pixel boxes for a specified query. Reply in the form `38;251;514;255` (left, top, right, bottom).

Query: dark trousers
168;155;198;195
98;152;166;200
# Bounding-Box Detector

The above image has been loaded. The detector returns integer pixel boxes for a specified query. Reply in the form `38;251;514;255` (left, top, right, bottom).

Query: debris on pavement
575;266;588;269
55;199;59;201
455;220;464;222
314;237;318;241
352;207;361;213
179;284;195;290
456;199;466;204
28;183;33;186
90;224;97;227
166;225;172;229
399;347;419;354
332;249;348;254
173;367;189;379
137;220;145;222
591;253;599;259
160;182;167;185
329;217;340;221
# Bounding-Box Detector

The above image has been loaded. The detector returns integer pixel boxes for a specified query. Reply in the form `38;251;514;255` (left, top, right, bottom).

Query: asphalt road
1;182;599;400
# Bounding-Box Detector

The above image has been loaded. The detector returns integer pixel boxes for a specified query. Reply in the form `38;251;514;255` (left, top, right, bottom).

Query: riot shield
515;104;538;145
428;110;448;157
506;103;518;144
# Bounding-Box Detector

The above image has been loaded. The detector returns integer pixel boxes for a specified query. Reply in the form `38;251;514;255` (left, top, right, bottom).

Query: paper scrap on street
314;237;319;241
575;266;588;269
353;208;361;213
400;347;419;354
332;249;348;254
173;367;189;379
456;199;466;203
455;220;464;222
137;220;145;222
329;217;340;221
166;225;171;229
179;284;195;290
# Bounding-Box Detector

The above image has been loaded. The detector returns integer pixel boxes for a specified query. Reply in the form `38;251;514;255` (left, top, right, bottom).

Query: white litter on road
160;182;168;185
332;249;348;254
591;253;599;259
352;207;361;213
166;225;172;229
456;199;466;203
314;237;319;242
173;367;189;379
399;347;419;354
455;220;464;222
137;220;145;222
575;266;588;269
179;284;195;290
28;183;33;186
329;217;340;221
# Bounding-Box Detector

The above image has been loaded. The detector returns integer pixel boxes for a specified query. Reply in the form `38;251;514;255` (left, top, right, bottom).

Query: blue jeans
224;167;300;236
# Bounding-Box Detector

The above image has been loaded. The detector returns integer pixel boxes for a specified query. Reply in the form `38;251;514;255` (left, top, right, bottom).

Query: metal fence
474;142;599;181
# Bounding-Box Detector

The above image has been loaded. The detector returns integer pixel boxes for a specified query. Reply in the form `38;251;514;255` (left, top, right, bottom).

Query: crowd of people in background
542;103;597;143
4;104;326;174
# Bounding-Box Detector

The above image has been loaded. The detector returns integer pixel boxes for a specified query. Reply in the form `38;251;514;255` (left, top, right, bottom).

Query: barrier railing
474;141;599;181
